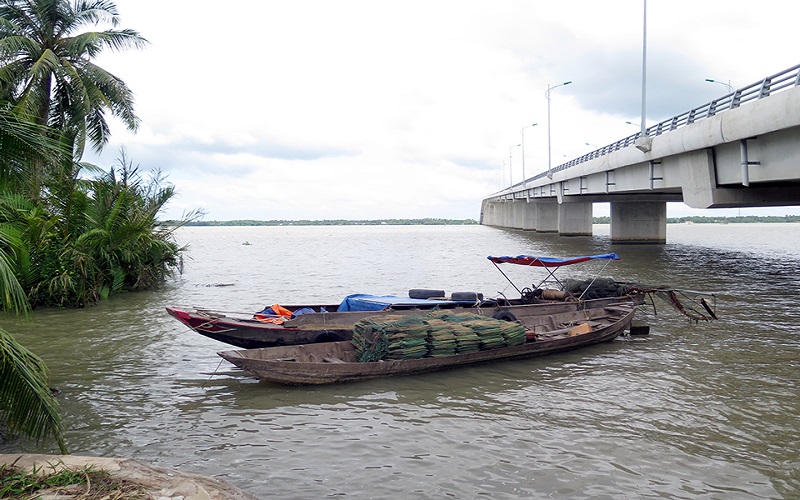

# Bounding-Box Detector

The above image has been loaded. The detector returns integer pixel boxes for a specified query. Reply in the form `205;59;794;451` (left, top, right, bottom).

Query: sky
85;0;800;221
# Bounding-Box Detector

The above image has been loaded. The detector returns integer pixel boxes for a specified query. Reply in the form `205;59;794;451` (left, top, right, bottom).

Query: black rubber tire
492;310;517;322
451;291;484;301
310;332;342;343
408;288;446;299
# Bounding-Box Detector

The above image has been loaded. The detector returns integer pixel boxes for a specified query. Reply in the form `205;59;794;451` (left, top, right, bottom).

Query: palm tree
0;0;147;185
0;104;67;453
0;101;65;194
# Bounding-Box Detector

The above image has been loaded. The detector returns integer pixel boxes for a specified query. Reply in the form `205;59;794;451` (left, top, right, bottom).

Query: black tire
408;288;446;299
451;291;484;301
492;310;517;322
310;332;342;343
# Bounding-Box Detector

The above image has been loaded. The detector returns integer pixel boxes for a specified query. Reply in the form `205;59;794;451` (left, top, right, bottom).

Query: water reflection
2;224;798;498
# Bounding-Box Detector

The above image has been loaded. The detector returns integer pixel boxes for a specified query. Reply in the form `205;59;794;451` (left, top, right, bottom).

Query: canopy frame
487;253;620;298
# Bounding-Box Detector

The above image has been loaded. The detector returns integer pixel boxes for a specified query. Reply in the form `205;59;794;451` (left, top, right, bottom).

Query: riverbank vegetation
180;218;479;226
178;215;800;227
1;0;194;454
593;215;800;224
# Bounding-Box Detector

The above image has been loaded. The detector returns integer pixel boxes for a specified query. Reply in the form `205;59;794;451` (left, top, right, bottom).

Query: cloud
81;0;800;221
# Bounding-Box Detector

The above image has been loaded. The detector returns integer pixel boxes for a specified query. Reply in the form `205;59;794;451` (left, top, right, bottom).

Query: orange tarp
254;304;294;324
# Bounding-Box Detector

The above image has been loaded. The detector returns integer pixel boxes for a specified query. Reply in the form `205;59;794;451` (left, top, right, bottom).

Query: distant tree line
592;215;800;224
170;216;800;227
174;218;480;226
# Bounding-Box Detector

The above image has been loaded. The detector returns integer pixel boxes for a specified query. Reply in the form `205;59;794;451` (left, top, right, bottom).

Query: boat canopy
487;253;620;267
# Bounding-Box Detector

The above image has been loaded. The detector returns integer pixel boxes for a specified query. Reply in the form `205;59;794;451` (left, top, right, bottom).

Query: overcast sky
87;0;800;221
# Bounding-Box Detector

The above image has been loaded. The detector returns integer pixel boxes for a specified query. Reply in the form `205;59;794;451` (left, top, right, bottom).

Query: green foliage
0;0;148;158
666;215;800;224
0;90;66;456
8;149;196;307
0;0;183;456
0;327;66;453
176;218;479;226
0;461;148;498
592;215;800;224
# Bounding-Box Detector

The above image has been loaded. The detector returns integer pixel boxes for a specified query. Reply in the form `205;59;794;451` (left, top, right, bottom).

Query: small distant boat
168;253;645;349
217;302;636;385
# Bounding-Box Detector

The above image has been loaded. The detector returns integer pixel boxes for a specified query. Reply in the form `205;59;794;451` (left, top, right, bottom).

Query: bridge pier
521;200;538;230
610;201;666;244
534;200;559;232
482;199;592;235
558;201;593;236
512;201;526;229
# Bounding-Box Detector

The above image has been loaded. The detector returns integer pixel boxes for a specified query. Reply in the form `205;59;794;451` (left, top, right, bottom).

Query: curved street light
546;81;572;178
640;0;647;140
520;123;537;184
705;78;733;93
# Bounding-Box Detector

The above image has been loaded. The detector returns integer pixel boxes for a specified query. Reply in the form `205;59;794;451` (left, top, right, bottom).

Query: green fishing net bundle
352;311;527;362
434;311;526;350
351;315;403;362
425;319;459;357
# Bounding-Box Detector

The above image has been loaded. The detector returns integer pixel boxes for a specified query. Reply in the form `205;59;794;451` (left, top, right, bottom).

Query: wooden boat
217;302;636;385
168;253;644;348
166;293;638;349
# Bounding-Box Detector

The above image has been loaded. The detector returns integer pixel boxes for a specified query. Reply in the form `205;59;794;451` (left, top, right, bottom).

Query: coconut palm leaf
0;326;67;453
0;0;148;159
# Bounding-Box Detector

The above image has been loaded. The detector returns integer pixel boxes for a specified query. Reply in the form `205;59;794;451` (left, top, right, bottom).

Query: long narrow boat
166;293;637;348
169;253;643;348
217;302;636;385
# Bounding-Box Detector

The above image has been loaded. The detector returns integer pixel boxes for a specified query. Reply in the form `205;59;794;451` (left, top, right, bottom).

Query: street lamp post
509;143;521;186
546;81;572;178
520;123;537;184
705;78;733;93
640;0;647;140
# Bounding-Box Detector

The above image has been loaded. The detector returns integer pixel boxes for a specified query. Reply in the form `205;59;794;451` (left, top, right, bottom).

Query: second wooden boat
217;302;636;385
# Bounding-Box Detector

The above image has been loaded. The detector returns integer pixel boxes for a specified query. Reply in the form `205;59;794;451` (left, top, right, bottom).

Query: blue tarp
336;294;477;312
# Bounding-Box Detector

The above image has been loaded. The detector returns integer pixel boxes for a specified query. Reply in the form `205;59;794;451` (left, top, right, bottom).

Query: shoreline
0;454;257;499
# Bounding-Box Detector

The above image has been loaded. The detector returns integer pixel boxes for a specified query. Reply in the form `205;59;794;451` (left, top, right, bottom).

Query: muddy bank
0;454;258;499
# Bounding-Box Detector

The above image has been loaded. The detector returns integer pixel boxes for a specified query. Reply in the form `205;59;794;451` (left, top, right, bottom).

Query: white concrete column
511;200;525;229
481;201;504;226
521;200;538;231
502;201;513;227
610;201;666;244
535;200;559;232
480;200;490;225
558;201;593;236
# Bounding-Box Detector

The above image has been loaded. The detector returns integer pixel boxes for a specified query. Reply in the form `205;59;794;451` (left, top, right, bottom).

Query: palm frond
0;326;67;453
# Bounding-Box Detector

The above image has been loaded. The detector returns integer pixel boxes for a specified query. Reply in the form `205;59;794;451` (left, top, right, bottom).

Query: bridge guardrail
494;63;800;199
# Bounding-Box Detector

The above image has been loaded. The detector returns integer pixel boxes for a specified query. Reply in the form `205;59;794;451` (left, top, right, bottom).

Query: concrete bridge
480;64;800;243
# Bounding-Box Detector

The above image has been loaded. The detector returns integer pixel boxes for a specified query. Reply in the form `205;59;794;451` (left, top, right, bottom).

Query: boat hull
168;294;642;349
166;306;351;348
217;304;635;385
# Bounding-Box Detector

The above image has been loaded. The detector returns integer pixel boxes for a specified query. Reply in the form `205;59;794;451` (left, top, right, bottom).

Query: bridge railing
498;63;800;196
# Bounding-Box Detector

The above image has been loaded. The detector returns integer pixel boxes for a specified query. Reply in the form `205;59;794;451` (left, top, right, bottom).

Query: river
3;223;798;499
